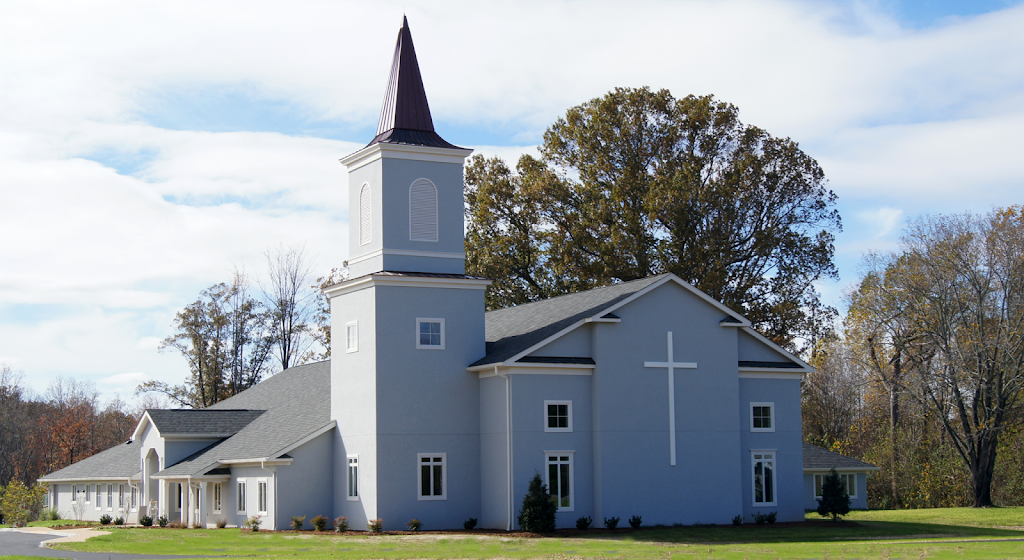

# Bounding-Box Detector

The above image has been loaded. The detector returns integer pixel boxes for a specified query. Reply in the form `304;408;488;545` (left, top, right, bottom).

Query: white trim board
324;274;490;299
347;248;466;265
341;142;473;171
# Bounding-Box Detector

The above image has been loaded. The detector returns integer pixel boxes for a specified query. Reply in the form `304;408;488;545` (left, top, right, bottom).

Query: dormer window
409;179;438;241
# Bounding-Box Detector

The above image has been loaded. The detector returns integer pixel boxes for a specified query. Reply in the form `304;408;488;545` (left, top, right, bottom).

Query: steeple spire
369;16;461;149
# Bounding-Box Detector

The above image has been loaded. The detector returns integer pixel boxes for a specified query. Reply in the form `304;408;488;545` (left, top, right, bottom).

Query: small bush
731;514;743;526
368;518;383;532
139;515;153;527
215;518;227;529
311;515;328;531
766;511;777;524
751;512;767;525
41;507;62;521
604;516;619;529
334;516;349;532
406;518;422;531
157;515;169;527
99;514;112;525
244;515;262;532
290;515;306;531
575;516;592;530
628;515;642;529
517;472;556;532
114;516;125;526
463;517;477;530
168;520;184;529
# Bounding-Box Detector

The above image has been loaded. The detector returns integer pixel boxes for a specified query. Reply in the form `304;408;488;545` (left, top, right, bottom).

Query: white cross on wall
644;331;697;466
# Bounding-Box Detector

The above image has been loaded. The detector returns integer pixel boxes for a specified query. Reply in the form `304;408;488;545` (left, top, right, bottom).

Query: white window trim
544;400;573;433
751;450;778;507
750;402;775;432
544;451;575;512
95;484;101;510
347;455;359;501
814;473;858;499
417;452;447;501
84;484;91;505
416;318;446;350
236;480;247;515
257;478;269;515
212;482;222;514
71;484;78;504
409;178;438;242
130;485;138;512
107;484;114;511
346;320;359;353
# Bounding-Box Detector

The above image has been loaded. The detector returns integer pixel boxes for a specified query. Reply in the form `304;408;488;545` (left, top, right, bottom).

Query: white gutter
494;365;513;531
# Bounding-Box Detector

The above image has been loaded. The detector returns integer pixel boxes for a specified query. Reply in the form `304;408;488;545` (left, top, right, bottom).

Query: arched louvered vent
359;183;372;246
409;179;438;242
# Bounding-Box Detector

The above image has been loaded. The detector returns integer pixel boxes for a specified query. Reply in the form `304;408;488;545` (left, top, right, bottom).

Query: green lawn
0;519;93;529
48;507;1024;559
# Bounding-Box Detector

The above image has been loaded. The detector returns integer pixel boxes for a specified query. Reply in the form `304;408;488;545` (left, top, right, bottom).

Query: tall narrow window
85;484;91;504
417;453;446;500
359;183;372;245
409;179;438;241
72;484;79;504
257;480;268;514
347;456;359;500
237;481;246;514
346;321;358;353
752;451;776;506
213;483;222;513
119;484;126;510
130;486;138;510
545;452;574;511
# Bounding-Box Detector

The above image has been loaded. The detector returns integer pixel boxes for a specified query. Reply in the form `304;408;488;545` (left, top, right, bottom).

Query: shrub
463;517;477;530
816;468;852;521
334;516;349;532
1;481;47;528
114;516;125;526
168;520;184;529
731;514;743;526
751;512;768;525
406;518;422;531
216;518;227;529
367;518;383;532
604;516;619;529
42;507;62;521
517;472;556;532
290;515;306;531
99;514;112;525
311;515;328;531
244;515;262;531
766;511;777;524
157;515;169;527
628;515;642;529
139;515;153;527
575;516;592;530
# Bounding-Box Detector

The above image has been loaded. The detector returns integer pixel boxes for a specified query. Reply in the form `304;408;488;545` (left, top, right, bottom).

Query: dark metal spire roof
368;16;462;150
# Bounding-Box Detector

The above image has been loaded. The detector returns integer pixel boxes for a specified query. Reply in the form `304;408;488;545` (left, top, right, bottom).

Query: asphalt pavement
0;529;209;559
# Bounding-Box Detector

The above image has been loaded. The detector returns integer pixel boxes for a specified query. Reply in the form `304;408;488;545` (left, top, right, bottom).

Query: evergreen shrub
517;473;556;532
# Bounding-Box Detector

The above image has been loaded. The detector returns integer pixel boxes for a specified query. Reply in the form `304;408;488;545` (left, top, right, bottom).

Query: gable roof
153;360;332;478
803;443;880;472
144;409;265;436
39;440;142;482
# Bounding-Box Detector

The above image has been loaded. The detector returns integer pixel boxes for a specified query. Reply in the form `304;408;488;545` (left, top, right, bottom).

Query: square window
417;453;447;500
751;451;776;506
347;456;359;500
545;452;574;511
346;321;358;353
416;318;445;349
544;400;572;432
750;402;775;432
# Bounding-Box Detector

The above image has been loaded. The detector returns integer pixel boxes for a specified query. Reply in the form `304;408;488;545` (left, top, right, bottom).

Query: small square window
416;318;445;349
346;321;358;353
750;402;775;432
544;400;572;432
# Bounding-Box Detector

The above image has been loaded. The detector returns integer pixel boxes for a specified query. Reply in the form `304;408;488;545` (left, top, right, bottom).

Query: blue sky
1;0;1022;405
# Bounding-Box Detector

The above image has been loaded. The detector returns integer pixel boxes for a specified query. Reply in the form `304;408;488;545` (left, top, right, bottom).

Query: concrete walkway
0;528;209;559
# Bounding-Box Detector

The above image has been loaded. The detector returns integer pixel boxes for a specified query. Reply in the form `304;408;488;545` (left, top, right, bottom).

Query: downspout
494;365;513;531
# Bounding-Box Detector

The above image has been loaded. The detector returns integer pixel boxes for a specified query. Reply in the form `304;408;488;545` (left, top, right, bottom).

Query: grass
47;507;1024;559
0;519;93;529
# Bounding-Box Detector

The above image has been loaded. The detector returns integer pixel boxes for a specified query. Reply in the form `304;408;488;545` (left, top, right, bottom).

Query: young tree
466;88;841;351
308;266;349;361
0;480;46;527
517;472;557;532
816;469;851;521
263;245;316;371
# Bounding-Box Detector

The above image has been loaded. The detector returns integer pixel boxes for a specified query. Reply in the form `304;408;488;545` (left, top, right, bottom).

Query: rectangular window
51;486;58;509
545;452;574;511
346;321;358;353
544;400;572;432
417;453;447;500
257;480;268;514
72;484;78;504
752;451;776;506
213;483;222;513
237;481;246;514
416;318;445;349
814;473;857;499
130;486;138;510
750;402;775;432
95;485;101;510
119;484;126;510
107;484;113;509
85;484;91;504
347;456;359;500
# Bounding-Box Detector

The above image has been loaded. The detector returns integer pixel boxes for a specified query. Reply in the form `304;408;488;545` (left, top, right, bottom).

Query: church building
40;18;873;530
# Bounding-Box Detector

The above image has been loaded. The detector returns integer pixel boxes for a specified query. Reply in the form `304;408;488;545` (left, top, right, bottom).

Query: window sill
417;496;447;501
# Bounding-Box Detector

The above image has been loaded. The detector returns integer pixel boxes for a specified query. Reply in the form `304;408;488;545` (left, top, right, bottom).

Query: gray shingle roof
470;275;669;367
40;440;142;481
803;443;879;471
146;409;265;435
155;360;332;478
